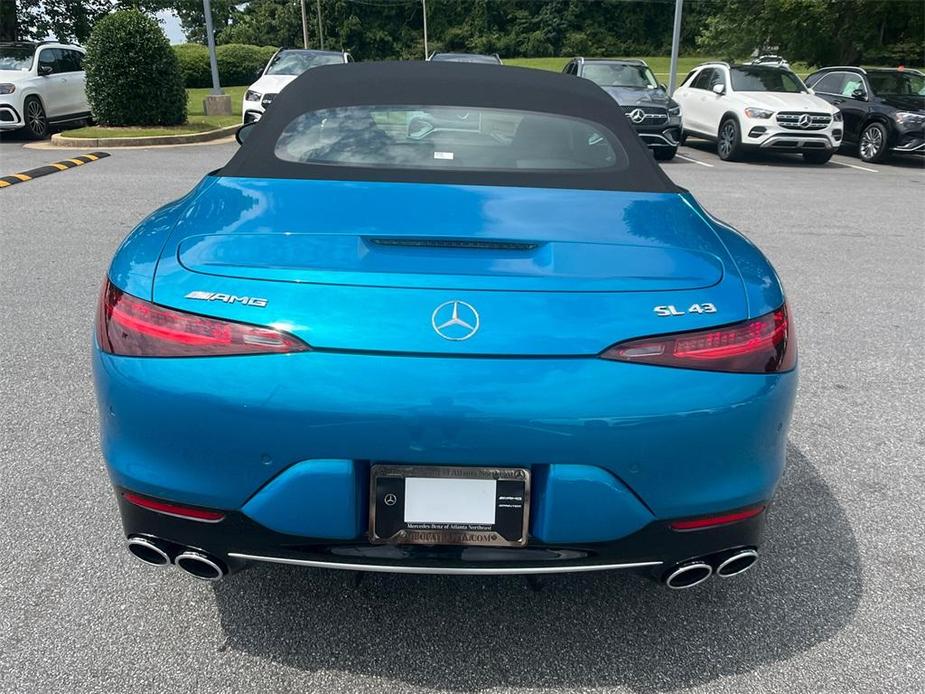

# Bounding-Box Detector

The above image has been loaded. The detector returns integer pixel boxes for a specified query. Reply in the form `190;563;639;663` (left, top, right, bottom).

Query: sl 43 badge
654;303;717;317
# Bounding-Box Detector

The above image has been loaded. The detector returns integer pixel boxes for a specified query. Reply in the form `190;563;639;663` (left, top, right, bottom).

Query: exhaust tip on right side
664;561;713;589
716;549;759;578
174;551;226;582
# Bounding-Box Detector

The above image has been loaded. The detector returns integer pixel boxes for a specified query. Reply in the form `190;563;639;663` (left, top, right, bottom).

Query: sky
156;10;186;44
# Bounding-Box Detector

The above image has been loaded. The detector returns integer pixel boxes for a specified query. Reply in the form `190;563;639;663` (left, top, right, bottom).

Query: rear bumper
95;344;796;565
117;489;768;576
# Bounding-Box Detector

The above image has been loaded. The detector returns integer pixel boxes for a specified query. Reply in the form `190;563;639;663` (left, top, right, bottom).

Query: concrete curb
50;124;239;148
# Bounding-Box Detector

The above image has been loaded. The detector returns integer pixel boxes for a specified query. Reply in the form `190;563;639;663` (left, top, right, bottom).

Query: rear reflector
96;279;309;357
670;505;765;531
601;304;796;373
122;492;225;522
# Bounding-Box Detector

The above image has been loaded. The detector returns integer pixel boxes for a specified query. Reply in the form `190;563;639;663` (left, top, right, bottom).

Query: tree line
5;0;923;67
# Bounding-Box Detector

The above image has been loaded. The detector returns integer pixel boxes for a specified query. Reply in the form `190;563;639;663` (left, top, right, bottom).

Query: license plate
369;465;530;547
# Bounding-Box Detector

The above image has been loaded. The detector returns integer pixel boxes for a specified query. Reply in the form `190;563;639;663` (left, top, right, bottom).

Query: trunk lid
152;177;746;355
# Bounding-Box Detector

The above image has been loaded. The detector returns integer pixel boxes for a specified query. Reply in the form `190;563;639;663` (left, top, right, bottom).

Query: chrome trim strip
893;141;925;152
759;134;834;150
639;133;678;146
229;553;662;575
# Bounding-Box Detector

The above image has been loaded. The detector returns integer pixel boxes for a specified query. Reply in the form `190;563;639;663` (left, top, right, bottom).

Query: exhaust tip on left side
664;561;713;589
127;536;171;567
174;551;226;582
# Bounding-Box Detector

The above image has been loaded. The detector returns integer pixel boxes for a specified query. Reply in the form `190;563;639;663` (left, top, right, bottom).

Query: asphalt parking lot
1;135;923;694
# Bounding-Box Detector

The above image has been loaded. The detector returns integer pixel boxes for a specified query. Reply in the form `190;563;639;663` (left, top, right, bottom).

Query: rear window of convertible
274;105;628;172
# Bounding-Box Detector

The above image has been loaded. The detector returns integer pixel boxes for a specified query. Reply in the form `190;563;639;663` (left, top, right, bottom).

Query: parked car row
2;37;922;166
673;61;924;164
246;49;923;166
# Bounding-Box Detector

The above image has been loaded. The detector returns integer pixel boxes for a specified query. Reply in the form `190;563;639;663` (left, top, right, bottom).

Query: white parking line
830;159;878;173
675;153;714;168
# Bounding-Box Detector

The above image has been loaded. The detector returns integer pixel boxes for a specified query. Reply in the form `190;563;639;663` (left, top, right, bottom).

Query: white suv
243;48;352;124
0;41;90;139
673;61;843;163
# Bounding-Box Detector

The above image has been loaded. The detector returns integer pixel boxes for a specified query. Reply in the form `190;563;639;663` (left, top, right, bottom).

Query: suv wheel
717;118;742;161
803;150;833;165
858;122;888;163
23;97;49;139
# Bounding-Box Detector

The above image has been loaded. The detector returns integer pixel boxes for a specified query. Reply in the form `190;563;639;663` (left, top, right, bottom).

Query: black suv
563;58;681;160
805;66;924;162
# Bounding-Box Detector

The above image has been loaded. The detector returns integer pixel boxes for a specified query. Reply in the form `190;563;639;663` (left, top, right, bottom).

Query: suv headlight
744;107;774;119
245;90;262;102
668;105;681;118
895;111;925;126
832;110;843;122
0;83;15;95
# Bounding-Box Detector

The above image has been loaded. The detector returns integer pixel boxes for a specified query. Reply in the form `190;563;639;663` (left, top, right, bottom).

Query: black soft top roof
221;61;681;193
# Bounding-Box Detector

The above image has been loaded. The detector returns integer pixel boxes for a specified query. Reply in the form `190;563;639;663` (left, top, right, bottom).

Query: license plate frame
369;464;530;547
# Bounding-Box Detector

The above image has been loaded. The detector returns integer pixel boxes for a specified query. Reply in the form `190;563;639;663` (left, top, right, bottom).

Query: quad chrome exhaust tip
715;549;759;578
174;550;226;582
127;536;171;567
663;561;713;590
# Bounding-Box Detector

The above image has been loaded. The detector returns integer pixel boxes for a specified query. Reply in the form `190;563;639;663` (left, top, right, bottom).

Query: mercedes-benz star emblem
384;493;398;506
629;108;646;124
798;113;812;128
432;300;480;341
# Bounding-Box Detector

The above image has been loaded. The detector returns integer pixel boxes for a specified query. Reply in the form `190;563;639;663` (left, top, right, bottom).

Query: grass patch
66;85;246;138
187;85;247;116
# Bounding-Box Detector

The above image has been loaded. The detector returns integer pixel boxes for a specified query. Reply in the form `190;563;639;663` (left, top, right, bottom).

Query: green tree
84;9;187;125
697;0;924;66
13;0;169;43
173;0;238;43
217;0;303;47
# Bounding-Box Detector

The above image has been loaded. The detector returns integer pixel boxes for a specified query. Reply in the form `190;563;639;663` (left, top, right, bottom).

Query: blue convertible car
94;63;797;589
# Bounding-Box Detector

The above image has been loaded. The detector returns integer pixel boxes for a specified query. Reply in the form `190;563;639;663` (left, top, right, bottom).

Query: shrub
171;43;278;88
218;43;278;86
85;10;186;126
173;43;211;88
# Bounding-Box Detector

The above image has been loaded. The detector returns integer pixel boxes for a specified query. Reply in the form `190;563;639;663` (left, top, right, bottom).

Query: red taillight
601;304;796;373
669;504;766;531
122;491;225;522
96;279;309;357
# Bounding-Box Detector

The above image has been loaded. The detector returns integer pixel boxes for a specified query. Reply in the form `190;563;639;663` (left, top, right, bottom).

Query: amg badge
185;291;268;307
